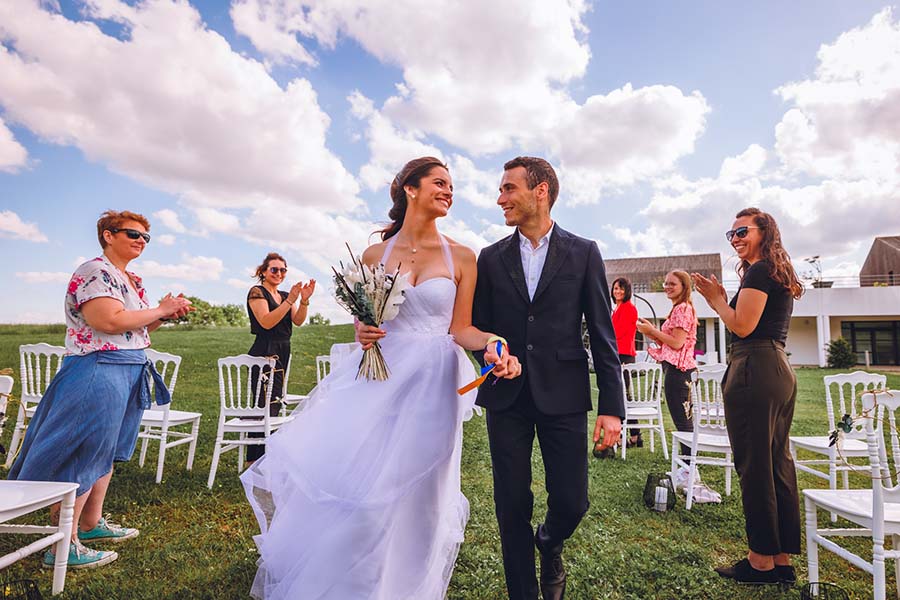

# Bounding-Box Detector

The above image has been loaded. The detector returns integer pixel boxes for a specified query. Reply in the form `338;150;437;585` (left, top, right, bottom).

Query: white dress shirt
519;222;554;300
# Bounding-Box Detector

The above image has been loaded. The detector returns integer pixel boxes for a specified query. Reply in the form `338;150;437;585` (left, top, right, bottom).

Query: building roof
604;253;722;277
876;236;900;252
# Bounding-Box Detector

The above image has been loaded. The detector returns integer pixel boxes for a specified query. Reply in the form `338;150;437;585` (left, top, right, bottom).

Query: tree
826;337;856;369
169;296;249;328
307;313;331;326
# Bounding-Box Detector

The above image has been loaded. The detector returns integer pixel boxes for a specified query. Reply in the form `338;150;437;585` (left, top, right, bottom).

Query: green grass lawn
1;324;898;599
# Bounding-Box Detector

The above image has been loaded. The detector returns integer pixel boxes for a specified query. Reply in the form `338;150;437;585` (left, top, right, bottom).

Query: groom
472;156;625;600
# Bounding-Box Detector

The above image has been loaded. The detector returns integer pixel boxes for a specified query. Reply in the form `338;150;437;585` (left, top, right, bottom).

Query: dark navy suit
473;225;625;600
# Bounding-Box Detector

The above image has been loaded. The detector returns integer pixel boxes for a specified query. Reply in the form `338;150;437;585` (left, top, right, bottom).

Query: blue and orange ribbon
458;340;505;395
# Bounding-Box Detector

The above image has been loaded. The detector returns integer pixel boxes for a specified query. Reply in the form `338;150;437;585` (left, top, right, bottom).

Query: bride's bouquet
332;244;410;381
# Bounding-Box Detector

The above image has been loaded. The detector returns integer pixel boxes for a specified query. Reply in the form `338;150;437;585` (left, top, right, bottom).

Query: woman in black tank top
693;208;804;587
245;252;316;465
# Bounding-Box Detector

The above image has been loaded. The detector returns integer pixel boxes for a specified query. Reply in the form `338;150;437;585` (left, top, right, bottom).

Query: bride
241;156;521;599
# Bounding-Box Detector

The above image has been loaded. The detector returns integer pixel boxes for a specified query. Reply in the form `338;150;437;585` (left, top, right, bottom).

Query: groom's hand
593;414;622;450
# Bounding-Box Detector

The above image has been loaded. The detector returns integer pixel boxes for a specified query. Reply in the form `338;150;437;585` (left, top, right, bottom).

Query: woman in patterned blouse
9;210;192;570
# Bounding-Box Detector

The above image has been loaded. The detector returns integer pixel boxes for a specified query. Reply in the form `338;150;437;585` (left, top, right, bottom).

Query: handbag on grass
642;472;677;511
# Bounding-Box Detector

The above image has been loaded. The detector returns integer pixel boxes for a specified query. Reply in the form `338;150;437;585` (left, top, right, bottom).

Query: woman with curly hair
693;207;804;586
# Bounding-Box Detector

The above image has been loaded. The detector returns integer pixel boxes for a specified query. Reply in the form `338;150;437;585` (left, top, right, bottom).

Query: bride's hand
354;320;385;350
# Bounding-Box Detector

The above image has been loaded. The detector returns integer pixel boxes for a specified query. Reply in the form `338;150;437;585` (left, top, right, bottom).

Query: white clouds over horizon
0;117;27;173
0;210;48;241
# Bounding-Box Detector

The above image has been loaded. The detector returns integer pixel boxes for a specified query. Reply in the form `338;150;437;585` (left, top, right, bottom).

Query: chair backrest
622;362;663;405
316;355;331;384
329;343;356;370
0;374;13;427
691;369;727;431
862;391;900;510
19;343;67;408
218;354;275;418
824;371;887;437
282;354;293;399
144;348;182;398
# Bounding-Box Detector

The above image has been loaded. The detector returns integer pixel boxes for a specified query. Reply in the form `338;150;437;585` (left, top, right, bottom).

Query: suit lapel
532;226;574;303
499;231;531;304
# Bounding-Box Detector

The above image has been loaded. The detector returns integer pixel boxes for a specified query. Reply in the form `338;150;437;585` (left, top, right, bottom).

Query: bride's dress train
242;235;478;600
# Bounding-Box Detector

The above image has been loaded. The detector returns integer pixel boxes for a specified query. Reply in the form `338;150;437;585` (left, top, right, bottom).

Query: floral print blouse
647;302;698;371
65;256;151;355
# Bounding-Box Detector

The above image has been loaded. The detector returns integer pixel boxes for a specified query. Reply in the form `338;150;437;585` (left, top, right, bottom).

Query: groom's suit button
526;344;534;351
528;315;535;322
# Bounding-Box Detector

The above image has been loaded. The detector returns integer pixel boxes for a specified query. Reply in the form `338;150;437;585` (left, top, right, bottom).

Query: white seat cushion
141;409;201;424
224;415;294;429
791;435;869;455
626;406;659;417
804;489;900;534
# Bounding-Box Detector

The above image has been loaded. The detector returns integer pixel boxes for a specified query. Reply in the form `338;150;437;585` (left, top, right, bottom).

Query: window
840;321;900;365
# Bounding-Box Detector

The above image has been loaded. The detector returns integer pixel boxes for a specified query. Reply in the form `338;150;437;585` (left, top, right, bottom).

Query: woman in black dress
246;252;316;465
693;207;804;586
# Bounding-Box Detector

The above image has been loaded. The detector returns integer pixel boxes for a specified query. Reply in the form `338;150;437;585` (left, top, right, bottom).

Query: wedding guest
636;270;697;458
245;252;315;465
693;208;803;586
593;276;638;458
8;210;192;569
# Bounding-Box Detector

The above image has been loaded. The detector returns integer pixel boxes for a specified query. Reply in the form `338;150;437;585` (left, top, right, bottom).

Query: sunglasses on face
725;226;761;242
268;267;288;275
110;228;151;243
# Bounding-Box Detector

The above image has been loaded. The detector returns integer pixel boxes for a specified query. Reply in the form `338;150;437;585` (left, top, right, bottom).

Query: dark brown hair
254;252;287;283
503;156;560;208
611;277;632;303
97;210;150;248
735;207;804;299
380;157;448;241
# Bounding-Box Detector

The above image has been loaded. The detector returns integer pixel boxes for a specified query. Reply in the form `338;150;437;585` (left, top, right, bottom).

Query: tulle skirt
241;331;478;600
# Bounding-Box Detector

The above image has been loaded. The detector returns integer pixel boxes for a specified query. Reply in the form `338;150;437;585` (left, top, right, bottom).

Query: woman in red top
595;277;639;457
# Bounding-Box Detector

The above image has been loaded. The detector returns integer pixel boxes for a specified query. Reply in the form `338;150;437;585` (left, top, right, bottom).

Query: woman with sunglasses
9;210;193;569
692;208;804;586
244;252;316;465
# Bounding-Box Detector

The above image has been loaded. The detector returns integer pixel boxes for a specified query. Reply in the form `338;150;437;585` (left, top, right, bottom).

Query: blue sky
1;0;898;323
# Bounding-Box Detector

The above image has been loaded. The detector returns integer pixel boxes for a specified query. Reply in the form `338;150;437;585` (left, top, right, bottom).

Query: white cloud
0;210;47;241
134;255;225;281
156;233;176;245
153;209;186;233
245;0;707;201
227;277;252;289
773;8;900;185
15;271;70;283
0;0;363;240
0;116;27;173
193;207;241;235
230;0;318;67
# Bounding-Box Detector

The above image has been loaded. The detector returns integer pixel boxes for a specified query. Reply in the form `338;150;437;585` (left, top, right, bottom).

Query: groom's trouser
486;384;589;600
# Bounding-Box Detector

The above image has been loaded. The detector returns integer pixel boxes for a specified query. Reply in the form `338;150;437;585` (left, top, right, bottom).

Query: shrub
307;313;331;326
826;337;856;369
169;296;249;328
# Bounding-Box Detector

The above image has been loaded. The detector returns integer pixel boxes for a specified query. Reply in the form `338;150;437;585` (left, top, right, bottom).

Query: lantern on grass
642;472;677;512
800;582;849;600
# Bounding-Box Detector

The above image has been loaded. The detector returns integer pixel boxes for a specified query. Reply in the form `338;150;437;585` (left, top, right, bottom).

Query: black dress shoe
539;551;566;600
714;558;778;585
535;527;566;600
775;565;796;585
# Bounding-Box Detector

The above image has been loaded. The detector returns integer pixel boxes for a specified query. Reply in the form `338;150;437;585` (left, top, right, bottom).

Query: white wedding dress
241;235;479;600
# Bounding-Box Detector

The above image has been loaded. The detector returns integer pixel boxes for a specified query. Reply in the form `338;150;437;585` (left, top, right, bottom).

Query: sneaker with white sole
77;517;139;544
42;540;118;570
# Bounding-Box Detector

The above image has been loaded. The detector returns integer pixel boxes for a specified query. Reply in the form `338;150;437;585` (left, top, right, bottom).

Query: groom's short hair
503;156;559;209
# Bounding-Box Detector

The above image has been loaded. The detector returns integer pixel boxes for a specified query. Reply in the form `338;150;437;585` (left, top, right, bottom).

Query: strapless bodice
382;277;456;335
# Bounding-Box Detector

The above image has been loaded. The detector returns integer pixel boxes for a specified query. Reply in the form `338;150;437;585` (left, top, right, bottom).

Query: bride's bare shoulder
362;241;387;266
444;236;476;264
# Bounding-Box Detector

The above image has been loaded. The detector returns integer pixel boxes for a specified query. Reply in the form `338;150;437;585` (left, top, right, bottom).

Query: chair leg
805;496;819;586
139;427;150;468
155;430;167;484
893;534;900;599
238;432;246;471
670;435;678;475
620;425;626;459
725;453;732;496
53;489;76;595
5;420;25;468
208;439;222;489
874;534;886;600
186;418;199;471
685;456;697;511
649;421;655;453
659;419;668;460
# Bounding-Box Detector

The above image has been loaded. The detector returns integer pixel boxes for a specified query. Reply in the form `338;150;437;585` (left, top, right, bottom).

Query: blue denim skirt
8;350;148;495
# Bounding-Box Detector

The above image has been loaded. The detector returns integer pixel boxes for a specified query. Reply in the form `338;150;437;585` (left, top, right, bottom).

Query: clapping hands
287;279;316;304
691;272;727;305
159;293;193;320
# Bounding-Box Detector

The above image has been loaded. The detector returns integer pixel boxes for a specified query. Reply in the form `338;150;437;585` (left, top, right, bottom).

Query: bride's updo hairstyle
381;156;447;241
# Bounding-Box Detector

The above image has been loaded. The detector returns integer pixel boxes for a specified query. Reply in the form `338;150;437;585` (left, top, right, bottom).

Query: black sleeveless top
728;260;793;344
247;285;293;340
